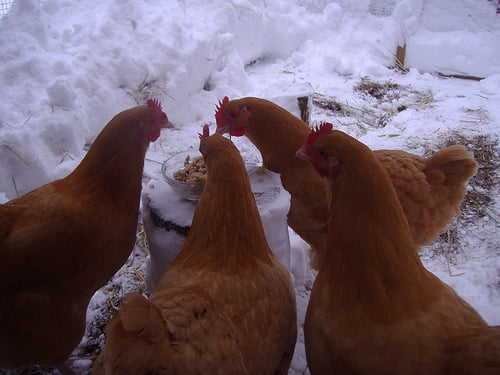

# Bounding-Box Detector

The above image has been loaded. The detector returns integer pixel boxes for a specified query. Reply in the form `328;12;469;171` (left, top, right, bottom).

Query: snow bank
0;0;313;198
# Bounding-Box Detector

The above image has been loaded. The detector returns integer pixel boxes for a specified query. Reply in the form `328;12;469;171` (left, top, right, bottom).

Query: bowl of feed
162;150;207;201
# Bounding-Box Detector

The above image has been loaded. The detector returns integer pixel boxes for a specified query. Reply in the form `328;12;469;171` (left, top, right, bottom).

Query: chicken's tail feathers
423;145;478;186
94;292;169;374
116;292;165;343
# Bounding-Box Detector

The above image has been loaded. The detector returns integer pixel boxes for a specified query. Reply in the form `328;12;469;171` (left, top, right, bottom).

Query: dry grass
353;78;401;101
2;144;29;165
127;75;168;105
313;78;433;132
312;94;347;114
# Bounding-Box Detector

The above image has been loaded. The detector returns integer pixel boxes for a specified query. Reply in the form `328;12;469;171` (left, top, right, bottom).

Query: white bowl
162;150;261;201
162;150;206;201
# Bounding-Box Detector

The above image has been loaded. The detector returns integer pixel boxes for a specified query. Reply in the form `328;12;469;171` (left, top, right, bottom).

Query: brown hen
0;99;172;372
93;286;248;374
296;122;500;374
215;96;477;267
96;125;297;374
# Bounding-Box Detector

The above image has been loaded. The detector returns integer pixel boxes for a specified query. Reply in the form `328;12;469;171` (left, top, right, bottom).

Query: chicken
215;96;478;266
93;287;249;374
96;125;297;374
296;122;500;374
0;99;173;372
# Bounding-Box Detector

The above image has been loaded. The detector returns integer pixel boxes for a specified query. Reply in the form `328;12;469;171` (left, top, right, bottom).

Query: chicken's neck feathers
247;101;310;172
324;150;435;312
64;122;148;206
247;102;319;200
175;156;273;269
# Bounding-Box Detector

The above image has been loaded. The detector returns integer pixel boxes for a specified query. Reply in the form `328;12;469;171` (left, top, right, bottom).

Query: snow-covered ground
0;0;499;373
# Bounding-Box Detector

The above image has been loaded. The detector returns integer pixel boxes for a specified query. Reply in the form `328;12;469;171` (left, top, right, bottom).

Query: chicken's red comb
214;96;229;125
304;122;334;147
147;98;163;113
199;124;210;139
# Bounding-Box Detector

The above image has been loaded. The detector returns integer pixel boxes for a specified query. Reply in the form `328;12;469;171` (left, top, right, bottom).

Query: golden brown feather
93;287;248;375
97;128;297;374
296;126;499;374
375;145;478;246
0;101;172;370
215;97;477;268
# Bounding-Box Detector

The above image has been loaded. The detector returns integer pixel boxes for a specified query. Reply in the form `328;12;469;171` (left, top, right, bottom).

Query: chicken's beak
163;120;175;129
295;148;309;161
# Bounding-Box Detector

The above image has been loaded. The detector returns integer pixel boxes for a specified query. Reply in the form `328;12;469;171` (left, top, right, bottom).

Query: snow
0;0;499;373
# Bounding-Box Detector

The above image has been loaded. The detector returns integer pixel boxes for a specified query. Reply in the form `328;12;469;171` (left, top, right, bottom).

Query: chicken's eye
319;149;327;157
230;111;237;119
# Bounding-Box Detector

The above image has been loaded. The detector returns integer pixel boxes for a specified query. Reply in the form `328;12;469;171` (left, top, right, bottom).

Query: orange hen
93;286;248;374
96;125;297;374
215;96;477;267
296;123;500;374
0;99;172;372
